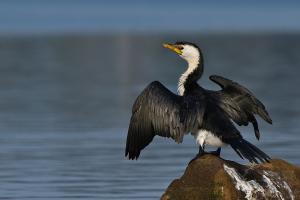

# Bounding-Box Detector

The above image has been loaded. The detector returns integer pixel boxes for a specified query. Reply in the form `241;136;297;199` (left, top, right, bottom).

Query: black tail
230;138;270;163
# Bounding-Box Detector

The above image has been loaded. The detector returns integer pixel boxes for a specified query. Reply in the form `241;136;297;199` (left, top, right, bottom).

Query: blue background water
0;0;300;33
0;33;299;199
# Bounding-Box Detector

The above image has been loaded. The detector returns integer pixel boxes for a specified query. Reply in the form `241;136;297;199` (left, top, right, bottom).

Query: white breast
194;129;225;148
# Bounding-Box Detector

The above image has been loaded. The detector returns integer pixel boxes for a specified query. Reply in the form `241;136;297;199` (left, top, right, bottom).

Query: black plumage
209;75;272;140
125;42;272;163
125;81;205;159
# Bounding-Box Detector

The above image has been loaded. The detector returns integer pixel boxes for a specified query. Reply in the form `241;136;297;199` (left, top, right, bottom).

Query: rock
161;154;300;200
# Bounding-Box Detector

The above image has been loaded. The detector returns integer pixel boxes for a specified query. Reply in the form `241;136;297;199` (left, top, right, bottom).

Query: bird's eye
177;46;184;50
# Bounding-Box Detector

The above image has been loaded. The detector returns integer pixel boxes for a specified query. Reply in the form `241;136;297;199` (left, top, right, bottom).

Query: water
1;1;300;33
0;33;299;199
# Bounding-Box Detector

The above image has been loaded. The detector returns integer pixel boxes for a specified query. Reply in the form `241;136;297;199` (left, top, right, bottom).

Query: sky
0;0;299;34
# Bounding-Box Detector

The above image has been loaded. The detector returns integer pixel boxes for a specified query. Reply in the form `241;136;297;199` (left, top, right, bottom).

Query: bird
125;41;272;164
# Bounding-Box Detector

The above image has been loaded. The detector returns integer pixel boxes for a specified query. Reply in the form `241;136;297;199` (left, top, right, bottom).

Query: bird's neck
178;57;203;96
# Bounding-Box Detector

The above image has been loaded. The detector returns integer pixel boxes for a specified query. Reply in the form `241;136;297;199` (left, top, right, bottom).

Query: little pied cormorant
125;41;272;164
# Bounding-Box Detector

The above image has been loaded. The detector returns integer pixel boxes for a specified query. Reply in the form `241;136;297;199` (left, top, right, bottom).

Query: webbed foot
188;148;221;164
208;147;221;156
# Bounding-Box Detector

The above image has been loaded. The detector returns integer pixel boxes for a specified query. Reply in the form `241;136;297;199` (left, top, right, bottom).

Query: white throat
177;58;199;96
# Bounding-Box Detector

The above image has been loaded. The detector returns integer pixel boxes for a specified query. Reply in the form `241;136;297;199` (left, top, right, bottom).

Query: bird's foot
208;147;221;156
188;148;221;165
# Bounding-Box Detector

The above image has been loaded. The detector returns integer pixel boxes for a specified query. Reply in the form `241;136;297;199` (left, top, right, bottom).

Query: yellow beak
163;43;182;55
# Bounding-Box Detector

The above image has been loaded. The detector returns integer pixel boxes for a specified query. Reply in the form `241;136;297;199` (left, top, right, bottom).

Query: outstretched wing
125;81;205;159
209;75;272;140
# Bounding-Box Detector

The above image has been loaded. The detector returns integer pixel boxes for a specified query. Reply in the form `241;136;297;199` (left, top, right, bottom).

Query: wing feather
125;81;205;159
209;75;272;140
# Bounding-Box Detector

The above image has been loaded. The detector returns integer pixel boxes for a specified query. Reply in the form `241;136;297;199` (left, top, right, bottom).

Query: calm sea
0;33;299;199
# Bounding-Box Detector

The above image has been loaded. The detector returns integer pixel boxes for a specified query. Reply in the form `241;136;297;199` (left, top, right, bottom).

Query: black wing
209;75;272;140
125;81;205;159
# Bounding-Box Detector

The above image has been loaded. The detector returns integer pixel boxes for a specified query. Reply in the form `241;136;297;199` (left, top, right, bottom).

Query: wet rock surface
161;155;300;200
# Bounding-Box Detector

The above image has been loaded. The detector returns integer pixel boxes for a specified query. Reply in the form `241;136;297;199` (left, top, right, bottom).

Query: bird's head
163;41;201;66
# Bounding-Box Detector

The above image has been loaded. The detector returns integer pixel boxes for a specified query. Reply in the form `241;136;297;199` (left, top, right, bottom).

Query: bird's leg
189;147;221;164
208;147;221;156
198;145;205;155
189;145;206;164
